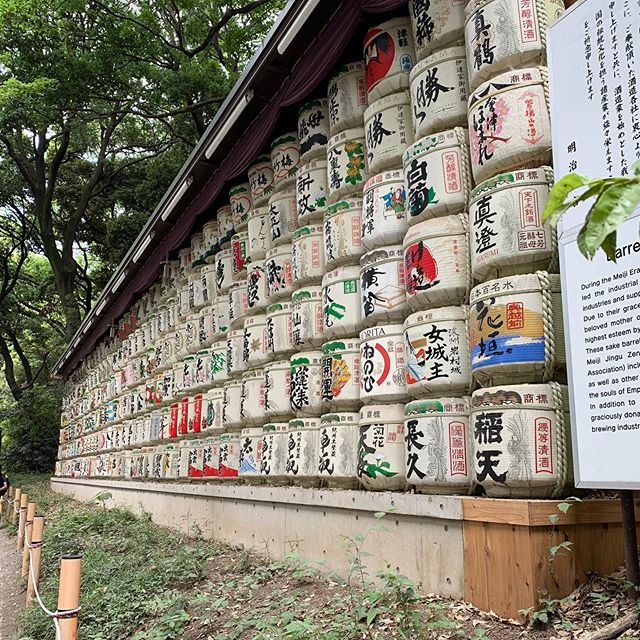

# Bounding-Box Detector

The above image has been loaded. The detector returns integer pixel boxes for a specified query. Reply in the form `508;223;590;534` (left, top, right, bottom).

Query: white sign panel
549;0;640;488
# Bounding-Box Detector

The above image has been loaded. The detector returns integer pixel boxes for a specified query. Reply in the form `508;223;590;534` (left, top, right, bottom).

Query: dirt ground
0;525;22;640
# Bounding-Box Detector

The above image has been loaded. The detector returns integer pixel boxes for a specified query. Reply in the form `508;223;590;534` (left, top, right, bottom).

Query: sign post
548;0;640;594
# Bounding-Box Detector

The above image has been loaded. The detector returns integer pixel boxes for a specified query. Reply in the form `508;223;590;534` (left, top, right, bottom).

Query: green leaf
373;511;386;520
557;502;571;514
366;606;383;625
542;173;590;225
601;231;618;261
548;514;559;524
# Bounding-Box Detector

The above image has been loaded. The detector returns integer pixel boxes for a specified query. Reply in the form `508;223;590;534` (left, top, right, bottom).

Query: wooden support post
57;555;82;640
16;493;28;550
21;502;36;577
26;516;45;606
12;488;21;524
621;490;640;599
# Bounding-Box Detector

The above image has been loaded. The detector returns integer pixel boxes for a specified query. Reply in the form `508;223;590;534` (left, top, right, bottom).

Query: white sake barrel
403;128;471;224
229;182;252;232
202;221;219;263
178;247;192;282
247;206;271;261
243;313;269;368
410;0;465;61
261;423;289;483
246;260;269;315
264;359;293;420
410;46;469;138
291;286;325;349
218;432;240;479
318;412;359;488
360;245;407;325
202;387;224;434
226;329;246;379
296;159;328;225
324;199;365;269
404;397;471;493
469;271;564;385
248;155;275;207
214;248;233;295
187;393;204;435
404;306;471;396
266;301;295;357
360;325;408;403
185;313;199;355
327;61;367;136
200;265;217;306
364;17;415;102
290;351;323;417
403;214;470;310
187;442;204;478
191;232;206;269
231;231;250;282
321;339;361;410
193;349;213;390
298;99;330;162
240;369;265;426
239;427;263;480
228;281;248;330
468;67;552;184
358;403;407;491
268;187;298;246
265;244;294;302
292;225;325;285
222;379;243;431
287;417;320;487
364;92;414;175
322;266;362;339
327;129;369;203
217;204;234;247
271;132;300;192
469;166;556;280
177;284;190;319
214;295;229;336
471;383;571;498
197;305;215;348
362;170;408;250
202;437;220;477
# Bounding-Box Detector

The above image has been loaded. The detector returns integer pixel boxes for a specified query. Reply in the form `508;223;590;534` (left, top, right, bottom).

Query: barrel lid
248;206;270;218
266;301;292;314
403;128;468;167
471;383;564;411
266;243;292;258
321;338;360;355
327;61;365;83
291;351;322;367
249;154;271;168
325;198;363;217
360;245;404;267
320;412;359;425
360;324;404;341
363;168;404;192
403;213;467;245
322;265;361;283
292;286;322;302
469;272;561;304
229;182;250;196
360;403;405;424
268;185;296;203
364;16;412;43
469;166;554;202
468;67;547;110
263;422;289;432
289;417;321;429
410;46;467;83
298;98;328;115
264;359;291;370
328;127;366;148
298;158;328;172
364;91;411;121
404;305;468;329
244;313;267;327
405;397;469;416
292;225;323;240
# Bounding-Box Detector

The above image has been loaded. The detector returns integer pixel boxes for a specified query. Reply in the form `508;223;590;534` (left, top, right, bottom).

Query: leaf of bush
542;173;590;225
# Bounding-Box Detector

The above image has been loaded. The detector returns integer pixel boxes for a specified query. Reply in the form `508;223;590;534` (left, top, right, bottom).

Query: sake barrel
246;260;270;314
218;432;240;478
404;306;472;396
222;380;243;431
240;369;265;427
469;271;565;385
214;248;233;295
327;62;367;136
231;231;250;282
266;301;295;357
359;325;408;403
324;199;365;269
217;204;235;247
360;245;407;325
243;313;269;368
327;129;369;202
291;289;323;353
410;46;469;138
271;132;300;192
229;183;252;232
178;247;192;282
248;155;275;207
202;437;219;477
265;244;294;302
191;232;206;269
321;339;361;410
469;167;556;280
203;220;219;262
296;159;328;225
364;92;414;175
298;99;330;162
228;281;248;331
247;206;271;261
361;170;408;250
410;0;465;61
471;383;571;498
290;351;323;417
226;329;246;378
197;305;215;348
468;67;552;184
402;128;471;224
358;403;407;491
292;225;325;285
268;187;298;246
286;417;320;487
322;266;362;339
261;423;289;483
364;18;415;102
184;314;199;355
193;349;213;390
404;397;471;494
200;265;217;306
215;295;229;336
403;214;470;310
202;387;224;434
239;427;263;480
172;360;187;398
187;393;203;435
264;359;293;420
318;412;359;488
209;339;228;386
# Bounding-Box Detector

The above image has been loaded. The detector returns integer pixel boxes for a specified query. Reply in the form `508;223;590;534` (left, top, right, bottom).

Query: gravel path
0;524;22;640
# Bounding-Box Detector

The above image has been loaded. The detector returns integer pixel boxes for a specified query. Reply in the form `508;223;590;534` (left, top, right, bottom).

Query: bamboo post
26;516;45;605
12;487;21;524
16;492;28;550
57;555;82;640
21;502;36;577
